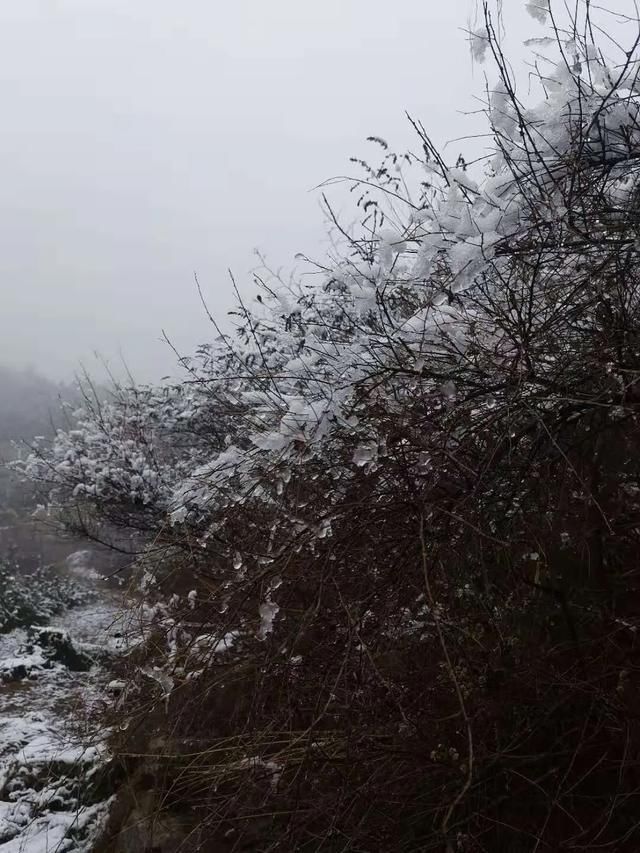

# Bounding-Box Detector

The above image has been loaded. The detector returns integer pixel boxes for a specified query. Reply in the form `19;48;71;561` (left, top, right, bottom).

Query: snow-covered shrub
17;2;640;849
0;727;112;852
0;560;92;634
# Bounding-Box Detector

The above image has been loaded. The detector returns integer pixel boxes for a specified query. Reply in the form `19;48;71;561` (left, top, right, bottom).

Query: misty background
0;0;532;382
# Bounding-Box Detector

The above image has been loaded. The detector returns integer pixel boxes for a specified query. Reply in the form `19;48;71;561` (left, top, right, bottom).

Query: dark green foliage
0;559;93;633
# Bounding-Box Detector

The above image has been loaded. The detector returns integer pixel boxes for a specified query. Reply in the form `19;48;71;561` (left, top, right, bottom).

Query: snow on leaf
525;0;550;24
256;598;279;642
469;26;489;63
353;443;378;468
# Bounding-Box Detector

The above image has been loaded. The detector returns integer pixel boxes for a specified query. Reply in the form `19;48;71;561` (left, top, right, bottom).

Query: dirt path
0;592;129;852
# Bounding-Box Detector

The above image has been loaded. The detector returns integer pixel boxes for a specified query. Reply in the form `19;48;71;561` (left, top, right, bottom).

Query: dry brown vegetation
23;3;640;850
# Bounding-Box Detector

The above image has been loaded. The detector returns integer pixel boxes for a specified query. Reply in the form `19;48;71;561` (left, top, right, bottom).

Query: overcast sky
0;0;536;381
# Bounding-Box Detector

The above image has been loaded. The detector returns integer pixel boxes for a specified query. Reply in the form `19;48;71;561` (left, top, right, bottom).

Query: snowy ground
0;593;129;853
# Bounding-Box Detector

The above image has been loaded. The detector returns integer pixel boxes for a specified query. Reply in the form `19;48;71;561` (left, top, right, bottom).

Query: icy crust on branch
170;38;640;523
19;20;640;566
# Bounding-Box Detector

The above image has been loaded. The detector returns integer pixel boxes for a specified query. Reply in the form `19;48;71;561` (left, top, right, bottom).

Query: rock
0;647;46;681
29;626;94;671
1;662;28;682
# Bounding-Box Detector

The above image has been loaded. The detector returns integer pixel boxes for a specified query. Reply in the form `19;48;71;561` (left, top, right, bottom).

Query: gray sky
0;0;532;381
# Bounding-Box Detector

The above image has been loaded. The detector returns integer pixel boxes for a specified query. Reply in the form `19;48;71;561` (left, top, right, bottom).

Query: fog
0;0;532;382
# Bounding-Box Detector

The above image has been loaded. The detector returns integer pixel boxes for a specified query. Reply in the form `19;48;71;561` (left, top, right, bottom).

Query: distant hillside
0;365;75;449
0;366;79;521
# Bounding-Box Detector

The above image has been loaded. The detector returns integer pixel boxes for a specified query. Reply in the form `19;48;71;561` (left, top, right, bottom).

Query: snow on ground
0;593;130;853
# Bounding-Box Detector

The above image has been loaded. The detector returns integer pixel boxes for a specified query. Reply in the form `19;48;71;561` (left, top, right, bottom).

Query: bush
20;2;640;850
0;559;92;634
